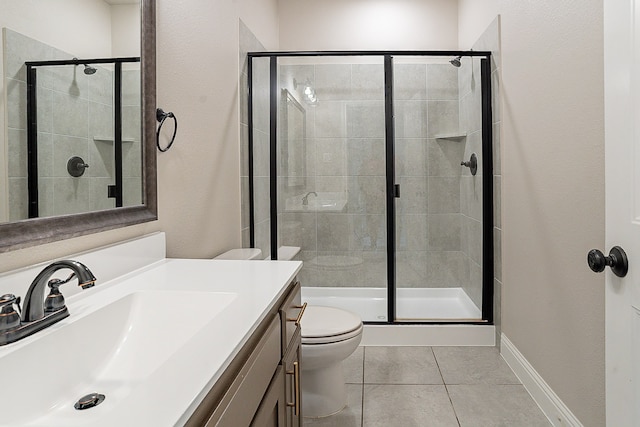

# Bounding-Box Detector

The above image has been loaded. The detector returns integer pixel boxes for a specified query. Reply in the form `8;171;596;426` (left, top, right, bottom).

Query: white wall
155;0;279;258
111;4;141;57
0;0;113;58
278;0;458;51
459;2;606;425
457;0;499;50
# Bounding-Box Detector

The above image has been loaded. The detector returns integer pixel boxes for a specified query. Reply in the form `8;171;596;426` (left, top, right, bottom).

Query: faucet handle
44;279;66;313
0;294;21;331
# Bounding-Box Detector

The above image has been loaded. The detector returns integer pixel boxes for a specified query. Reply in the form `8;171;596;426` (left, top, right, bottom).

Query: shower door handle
394;184;400;198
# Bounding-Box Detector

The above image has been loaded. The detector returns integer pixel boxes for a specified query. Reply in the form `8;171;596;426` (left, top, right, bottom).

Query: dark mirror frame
0;0;157;253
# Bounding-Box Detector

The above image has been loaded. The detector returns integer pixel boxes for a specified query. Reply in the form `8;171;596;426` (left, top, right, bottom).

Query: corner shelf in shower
93;137;136;143
434;132;467;140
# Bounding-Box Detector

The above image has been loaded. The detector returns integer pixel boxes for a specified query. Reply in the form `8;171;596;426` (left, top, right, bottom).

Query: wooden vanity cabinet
185;280;304;427
282;329;302;427
279;283;303;427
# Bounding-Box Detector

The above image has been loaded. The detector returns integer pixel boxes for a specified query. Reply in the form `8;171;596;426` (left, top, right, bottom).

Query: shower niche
244;51;494;325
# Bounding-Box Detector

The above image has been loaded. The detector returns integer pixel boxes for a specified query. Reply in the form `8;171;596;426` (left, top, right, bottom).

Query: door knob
587;246;628;277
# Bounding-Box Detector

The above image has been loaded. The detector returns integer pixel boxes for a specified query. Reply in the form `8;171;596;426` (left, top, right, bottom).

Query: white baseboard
501;334;583;427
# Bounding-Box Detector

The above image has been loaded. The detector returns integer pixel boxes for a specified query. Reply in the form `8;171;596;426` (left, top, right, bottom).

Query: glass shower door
276;56;388;322
393;56;484;321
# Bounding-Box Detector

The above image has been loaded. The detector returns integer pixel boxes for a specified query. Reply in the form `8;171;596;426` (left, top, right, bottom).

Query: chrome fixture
0;260;96;346
293;78;318;105
450;56;462;67
302;191;318;206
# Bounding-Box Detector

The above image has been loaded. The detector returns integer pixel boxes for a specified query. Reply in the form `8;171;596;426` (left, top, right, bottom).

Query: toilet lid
300;305;362;343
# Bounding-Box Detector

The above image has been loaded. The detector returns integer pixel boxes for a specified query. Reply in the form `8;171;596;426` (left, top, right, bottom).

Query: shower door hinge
394;184;400;198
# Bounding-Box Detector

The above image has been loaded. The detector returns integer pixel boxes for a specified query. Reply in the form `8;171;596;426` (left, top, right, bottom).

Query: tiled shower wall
3;28;141;220
473;17;502;343
239;20;271;259
458;17;501;337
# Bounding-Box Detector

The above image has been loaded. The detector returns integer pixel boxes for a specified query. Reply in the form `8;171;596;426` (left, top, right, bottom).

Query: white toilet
299;304;362;417
214;246;364;418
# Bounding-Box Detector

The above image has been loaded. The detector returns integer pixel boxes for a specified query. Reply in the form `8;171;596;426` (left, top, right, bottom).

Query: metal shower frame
247;50;494;325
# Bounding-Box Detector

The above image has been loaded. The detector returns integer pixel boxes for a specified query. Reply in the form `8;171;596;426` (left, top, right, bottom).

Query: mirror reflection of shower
23;56;142;219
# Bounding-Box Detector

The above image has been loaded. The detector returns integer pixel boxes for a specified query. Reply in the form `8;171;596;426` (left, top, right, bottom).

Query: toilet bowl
214;246;364;418
300;305;363;418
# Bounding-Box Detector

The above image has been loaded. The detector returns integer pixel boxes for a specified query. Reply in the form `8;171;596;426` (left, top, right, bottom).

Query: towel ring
156;108;177;152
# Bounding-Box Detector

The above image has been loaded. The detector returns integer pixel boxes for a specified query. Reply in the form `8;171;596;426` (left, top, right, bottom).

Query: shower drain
74;393;106;410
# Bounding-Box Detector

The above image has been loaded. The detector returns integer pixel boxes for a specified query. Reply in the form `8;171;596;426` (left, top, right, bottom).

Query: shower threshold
301;287;495;346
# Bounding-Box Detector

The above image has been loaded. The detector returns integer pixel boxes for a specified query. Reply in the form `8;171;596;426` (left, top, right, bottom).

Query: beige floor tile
363;384;458;427
303;384;363;427
448;384;551;427
344;346;364;384
433;346;520;384
364;346;442;384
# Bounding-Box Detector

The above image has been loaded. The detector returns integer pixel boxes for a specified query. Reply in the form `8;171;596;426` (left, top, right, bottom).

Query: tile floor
303;346;551;427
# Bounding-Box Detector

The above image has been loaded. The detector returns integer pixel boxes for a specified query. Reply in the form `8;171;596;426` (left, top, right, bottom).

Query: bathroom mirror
0;0;156;252
280;89;306;188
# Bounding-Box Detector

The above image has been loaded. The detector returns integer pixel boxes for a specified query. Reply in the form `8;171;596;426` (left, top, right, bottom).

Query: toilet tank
213;248;263;260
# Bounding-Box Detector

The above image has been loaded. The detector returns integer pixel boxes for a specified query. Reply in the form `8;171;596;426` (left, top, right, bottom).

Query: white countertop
0;257;302;427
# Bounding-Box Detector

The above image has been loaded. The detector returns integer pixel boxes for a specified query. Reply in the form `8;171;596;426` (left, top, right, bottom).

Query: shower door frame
247;50;494;325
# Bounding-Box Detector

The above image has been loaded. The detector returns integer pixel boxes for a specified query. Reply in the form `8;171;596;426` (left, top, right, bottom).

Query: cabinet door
280;281;303;356
251;366;286;427
283;330;302;427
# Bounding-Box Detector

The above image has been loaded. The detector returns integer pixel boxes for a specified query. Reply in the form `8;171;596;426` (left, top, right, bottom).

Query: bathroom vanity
185;280;303;427
0;233;303;426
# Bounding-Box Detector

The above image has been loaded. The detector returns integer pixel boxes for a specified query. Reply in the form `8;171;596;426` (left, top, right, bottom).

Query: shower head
449;56;462;68
72;58;97;75
83;64;97;75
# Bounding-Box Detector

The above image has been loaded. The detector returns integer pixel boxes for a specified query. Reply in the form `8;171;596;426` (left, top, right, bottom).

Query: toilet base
301;361;347;418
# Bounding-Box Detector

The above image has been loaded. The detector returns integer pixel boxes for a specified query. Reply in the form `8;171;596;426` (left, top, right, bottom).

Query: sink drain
74;393;106;410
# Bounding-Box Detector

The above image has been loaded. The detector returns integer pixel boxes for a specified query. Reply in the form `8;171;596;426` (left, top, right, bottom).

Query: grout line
432;347;462;427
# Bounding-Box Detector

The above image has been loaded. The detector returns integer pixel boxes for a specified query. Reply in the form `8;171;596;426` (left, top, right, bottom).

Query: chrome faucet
302;191;317;206
0;260;96;346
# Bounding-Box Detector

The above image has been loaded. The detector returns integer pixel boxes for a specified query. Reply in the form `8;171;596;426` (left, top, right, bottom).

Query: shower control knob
587;246;628;277
461;153;478;176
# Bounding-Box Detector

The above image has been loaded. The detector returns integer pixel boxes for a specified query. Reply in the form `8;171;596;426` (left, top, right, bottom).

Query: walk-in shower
244;50;493;325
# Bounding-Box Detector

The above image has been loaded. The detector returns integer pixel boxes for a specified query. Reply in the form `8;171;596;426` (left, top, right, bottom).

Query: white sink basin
0;290;236;426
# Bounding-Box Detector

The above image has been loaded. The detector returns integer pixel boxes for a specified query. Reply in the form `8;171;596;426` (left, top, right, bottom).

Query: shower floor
301;287;482;322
